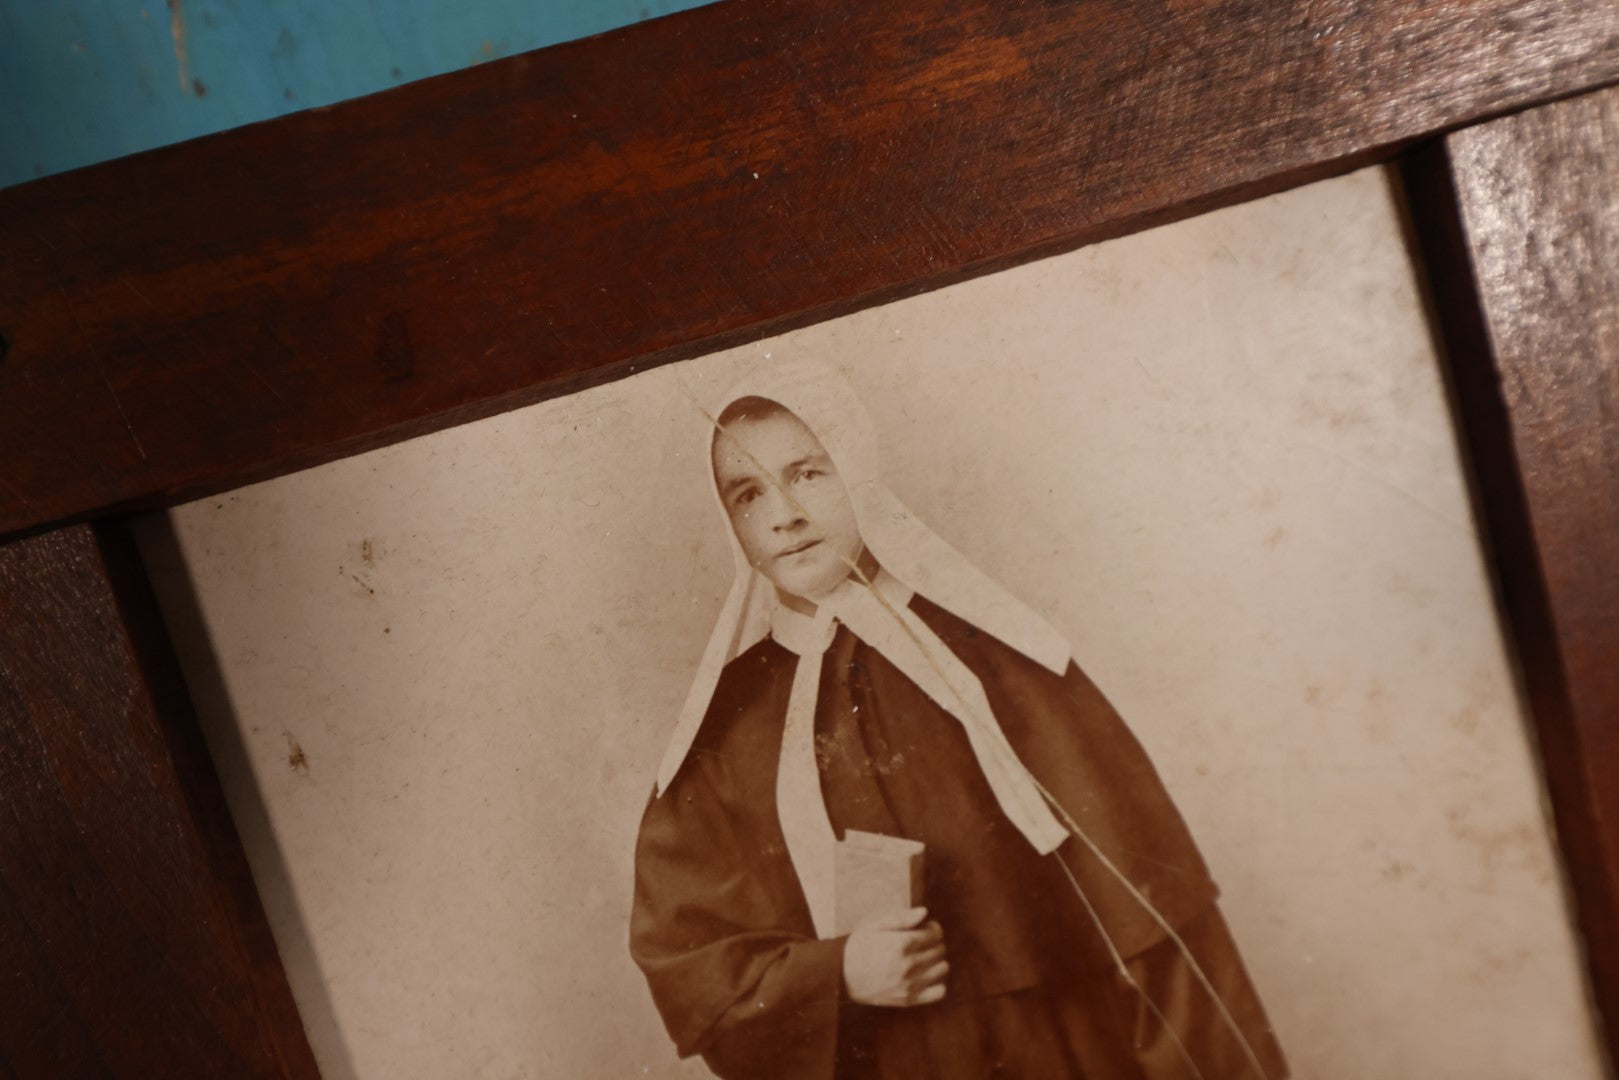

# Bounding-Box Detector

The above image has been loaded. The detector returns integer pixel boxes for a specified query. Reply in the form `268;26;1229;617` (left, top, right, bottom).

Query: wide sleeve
913;597;1221;960
630;767;847;1080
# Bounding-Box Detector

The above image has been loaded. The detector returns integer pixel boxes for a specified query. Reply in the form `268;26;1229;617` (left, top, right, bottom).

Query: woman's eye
735;488;759;506
795;468;823;483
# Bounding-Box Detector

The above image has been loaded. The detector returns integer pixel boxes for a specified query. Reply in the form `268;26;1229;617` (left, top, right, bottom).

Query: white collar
769;570;915;657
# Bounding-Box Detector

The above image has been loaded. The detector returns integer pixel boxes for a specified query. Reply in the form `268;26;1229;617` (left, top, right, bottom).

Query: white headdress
655;360;1073;937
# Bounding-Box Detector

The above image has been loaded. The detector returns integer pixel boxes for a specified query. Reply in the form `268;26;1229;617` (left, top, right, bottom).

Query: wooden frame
2;1;1617;1074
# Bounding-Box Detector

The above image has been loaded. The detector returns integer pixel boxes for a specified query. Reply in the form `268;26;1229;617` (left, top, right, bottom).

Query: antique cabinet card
135;166;1605;1079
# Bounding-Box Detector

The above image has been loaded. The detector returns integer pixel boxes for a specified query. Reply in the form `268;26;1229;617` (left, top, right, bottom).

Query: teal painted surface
0;0;715;187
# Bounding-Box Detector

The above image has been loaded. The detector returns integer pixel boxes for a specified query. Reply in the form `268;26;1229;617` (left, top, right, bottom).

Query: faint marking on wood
96;365;148;463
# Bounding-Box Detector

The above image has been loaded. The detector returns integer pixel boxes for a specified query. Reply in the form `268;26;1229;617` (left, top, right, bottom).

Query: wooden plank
0;524;318;1078
3;0;1619;539
1402;85;1619;1056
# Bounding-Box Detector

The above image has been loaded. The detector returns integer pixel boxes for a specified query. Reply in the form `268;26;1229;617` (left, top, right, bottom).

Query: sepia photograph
131;165;1605;1079
631;354;1286;1078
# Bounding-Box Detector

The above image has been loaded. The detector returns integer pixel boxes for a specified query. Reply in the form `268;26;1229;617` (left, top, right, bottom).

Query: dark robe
632;596;1287;1079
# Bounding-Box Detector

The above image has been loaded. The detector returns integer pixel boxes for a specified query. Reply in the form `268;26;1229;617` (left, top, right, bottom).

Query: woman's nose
766;488;805;530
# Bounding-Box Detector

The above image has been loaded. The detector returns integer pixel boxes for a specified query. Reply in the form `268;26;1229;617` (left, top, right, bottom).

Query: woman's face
711;407;865;604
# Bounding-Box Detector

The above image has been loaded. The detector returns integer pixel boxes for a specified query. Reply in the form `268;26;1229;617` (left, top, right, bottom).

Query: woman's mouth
777;539;822;559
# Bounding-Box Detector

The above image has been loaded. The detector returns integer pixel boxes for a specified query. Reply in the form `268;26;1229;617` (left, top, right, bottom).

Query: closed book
834;830;925;936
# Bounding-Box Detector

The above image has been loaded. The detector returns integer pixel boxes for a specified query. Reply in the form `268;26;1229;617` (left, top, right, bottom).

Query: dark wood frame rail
3;1;1617;1075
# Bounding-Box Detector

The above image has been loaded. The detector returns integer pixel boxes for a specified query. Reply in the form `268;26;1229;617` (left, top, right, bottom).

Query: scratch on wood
97;366;149;463
120;277;157;311
167;0;190;92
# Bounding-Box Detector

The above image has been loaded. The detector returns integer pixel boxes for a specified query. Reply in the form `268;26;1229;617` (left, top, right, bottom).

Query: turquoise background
1;0;715;188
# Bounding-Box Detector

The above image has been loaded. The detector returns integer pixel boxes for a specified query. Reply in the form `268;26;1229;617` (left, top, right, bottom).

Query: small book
834;830;926;936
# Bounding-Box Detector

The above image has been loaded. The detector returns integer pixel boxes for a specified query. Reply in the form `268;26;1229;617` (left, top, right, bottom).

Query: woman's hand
841;906;948;1007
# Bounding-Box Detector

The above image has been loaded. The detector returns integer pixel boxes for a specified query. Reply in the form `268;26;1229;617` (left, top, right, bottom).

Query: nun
630;361;1288;1079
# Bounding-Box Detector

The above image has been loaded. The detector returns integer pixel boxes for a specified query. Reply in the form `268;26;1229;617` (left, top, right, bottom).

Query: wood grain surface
4;0;1619;539
0;523;318;1078
1404;85;1619;1053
